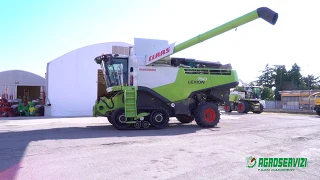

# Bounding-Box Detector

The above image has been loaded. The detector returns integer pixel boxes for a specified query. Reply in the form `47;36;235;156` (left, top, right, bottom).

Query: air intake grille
112;46;129;55
184;69;231;75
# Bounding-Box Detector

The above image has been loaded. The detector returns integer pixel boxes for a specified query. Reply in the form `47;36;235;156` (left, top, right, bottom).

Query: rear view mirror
106;54;114;65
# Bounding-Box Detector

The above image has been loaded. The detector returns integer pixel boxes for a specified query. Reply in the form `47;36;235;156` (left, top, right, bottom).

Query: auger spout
172;7;278;54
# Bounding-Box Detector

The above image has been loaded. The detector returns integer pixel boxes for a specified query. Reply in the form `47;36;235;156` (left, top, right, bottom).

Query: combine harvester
93;7;278;130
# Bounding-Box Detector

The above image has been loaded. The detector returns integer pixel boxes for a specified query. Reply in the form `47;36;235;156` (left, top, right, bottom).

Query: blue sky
0;0;318;83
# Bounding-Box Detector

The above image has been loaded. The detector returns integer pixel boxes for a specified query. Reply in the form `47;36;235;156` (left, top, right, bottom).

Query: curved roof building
0;70;45;100
46;42;131;117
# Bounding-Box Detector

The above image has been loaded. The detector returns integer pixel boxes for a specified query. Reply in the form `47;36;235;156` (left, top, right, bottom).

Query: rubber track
113;106;169;130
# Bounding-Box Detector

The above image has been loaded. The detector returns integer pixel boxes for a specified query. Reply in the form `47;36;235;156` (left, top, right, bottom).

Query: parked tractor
93;7;278;130
224;86;264;114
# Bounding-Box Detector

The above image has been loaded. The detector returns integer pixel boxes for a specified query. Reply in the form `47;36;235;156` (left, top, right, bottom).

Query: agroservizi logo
246;156;308;171
246;156;257;168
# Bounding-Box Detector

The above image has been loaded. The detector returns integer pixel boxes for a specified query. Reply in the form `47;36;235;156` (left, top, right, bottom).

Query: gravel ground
0;112;319;180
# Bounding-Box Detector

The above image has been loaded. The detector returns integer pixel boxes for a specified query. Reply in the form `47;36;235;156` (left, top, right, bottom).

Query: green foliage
261;87;274;100
255;63;319;101
273;65;289;100
257;64;275;88
302;75;320;90
287;63;305;90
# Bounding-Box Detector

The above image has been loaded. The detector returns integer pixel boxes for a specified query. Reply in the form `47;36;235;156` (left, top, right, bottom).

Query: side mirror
106;54;114;65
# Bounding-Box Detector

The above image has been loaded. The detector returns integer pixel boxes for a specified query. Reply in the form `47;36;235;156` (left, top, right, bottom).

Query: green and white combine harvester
93;7;278;130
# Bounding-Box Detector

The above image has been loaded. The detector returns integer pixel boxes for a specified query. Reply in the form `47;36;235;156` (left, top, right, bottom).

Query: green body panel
152;68;238;102
229;94;242;102
93;86;149;119
93;93;124;116
173;10;259;54
123;86;137;118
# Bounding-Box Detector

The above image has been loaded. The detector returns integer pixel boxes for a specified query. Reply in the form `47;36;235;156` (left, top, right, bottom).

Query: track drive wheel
237;101;250;113
106;115;113;124
110;108;131;130
149;109;169;129
176;115;194;123
253;104;264;114
194;103;220;127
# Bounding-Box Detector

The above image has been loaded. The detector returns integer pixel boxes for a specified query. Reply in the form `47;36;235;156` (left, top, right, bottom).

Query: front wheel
110;108;131;130
106;115;113;124
237;101;250;113
224;104;232;112
194;103;220;127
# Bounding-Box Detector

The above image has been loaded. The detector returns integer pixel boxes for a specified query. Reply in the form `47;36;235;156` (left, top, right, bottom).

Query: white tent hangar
46;42;132;117
0;70;45;100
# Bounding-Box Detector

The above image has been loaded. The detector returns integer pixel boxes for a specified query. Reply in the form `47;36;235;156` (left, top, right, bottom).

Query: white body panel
136;66;179;89
134;38;169;57
46;42;132;117
133;38;175;66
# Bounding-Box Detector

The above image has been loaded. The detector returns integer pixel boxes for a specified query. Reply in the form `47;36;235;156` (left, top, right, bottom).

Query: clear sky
0;0;318;83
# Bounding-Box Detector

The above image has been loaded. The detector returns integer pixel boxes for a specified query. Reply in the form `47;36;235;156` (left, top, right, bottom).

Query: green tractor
93;7;278;129
224;85;264;114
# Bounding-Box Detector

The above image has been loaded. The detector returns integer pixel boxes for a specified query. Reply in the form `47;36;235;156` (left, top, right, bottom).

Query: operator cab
94;54;129;88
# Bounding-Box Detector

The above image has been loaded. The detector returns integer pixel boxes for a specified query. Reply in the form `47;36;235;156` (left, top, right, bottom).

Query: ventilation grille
112;46;129;55
184;69;232;75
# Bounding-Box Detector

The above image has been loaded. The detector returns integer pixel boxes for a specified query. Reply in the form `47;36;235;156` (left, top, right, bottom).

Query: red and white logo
145;42;175;65
148;47;170;61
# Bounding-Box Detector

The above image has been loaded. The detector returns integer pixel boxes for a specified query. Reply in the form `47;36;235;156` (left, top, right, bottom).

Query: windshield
101;57;128;88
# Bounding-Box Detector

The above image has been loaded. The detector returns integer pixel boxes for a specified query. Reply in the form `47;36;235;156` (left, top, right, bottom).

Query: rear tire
176;115;194;123
316;109;320;116
237;101;250;113
194;103;220;127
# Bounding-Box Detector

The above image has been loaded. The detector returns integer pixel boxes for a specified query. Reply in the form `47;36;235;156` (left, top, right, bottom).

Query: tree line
244;63;320;100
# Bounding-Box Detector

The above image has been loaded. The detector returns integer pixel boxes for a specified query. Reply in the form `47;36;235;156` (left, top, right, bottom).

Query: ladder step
124;87;137;118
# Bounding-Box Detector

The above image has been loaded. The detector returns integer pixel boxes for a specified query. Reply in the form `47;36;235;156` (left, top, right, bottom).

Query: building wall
0;70;46;99
280;90;320;110
46;42;131;117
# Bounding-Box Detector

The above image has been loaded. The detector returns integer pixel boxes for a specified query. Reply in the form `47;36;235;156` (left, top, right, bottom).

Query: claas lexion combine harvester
93;7;278;130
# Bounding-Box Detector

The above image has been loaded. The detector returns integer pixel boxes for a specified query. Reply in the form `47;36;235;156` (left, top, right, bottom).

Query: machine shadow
0;122;219;179
222;112;248;116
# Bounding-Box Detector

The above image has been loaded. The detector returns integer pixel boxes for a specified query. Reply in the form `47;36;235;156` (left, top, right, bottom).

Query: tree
257;64;275;88
261;87;275;100
273;65;289;100
287;63;305;90
302;74;320;90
